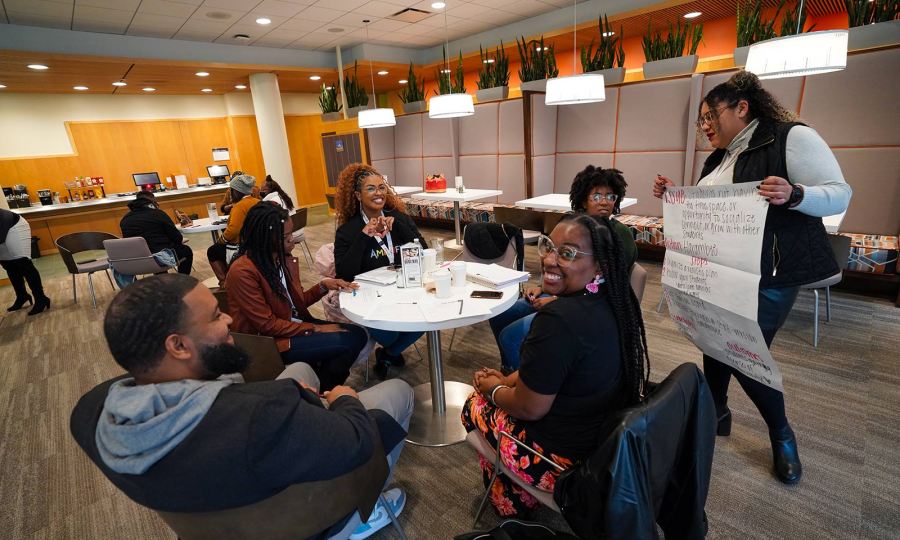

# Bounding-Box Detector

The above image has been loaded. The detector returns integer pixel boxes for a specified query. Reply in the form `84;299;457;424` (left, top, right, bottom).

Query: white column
248;73;298;205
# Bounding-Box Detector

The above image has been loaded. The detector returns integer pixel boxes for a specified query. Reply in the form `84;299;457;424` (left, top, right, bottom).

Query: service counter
10;184;228;256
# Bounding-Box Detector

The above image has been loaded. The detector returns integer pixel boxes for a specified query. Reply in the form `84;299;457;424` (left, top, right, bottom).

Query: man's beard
199;342;251;378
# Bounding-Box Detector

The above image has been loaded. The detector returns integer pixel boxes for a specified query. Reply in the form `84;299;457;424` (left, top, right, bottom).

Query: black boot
770;424;802;484
28;296;51;316
717;408;732;437
374;348;391;381
7;294;32;312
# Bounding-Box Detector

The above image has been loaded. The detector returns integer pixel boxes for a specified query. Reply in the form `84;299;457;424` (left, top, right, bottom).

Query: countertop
10;184;228;217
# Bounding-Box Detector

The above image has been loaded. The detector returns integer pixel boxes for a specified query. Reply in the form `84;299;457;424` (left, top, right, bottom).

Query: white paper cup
422;249;437;273
433;270;452;298
450;261;467;287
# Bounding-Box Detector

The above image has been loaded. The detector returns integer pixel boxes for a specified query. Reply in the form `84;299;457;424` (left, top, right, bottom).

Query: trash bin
31;236;41;259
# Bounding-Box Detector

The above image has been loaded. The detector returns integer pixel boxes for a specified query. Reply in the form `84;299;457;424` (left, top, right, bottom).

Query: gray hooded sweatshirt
95;374;243;475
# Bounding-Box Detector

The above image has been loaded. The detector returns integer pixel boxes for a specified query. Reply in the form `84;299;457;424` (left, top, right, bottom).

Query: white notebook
467;264;529;290
354;267;398;286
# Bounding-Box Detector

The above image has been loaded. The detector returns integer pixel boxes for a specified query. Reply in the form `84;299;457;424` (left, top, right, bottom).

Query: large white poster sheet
662;183;783;392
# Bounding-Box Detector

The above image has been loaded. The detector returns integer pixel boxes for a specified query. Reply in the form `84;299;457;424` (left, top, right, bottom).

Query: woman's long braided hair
558;213;650;404
236;202;291;299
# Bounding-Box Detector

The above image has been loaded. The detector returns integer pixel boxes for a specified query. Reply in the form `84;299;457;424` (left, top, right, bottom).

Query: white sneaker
348;488;406;540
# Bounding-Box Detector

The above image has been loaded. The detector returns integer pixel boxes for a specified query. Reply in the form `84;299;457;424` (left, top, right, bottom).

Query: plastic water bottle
207;202;218;220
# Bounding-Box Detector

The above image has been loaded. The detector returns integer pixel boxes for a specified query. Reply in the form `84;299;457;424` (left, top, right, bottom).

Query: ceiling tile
5;0;73;17
73;5;135;23
255;0;307;17
229;12;289;28
367;18;410;32
296;5;344;22
278;16;327;31
186;6;242;26
127;13;187;37
287;32;335;47
356;1;404;18
138;0;200;18
276;0;317;4
312;0;368;11
200;0;254;10
178;18;230;32
472;10;520;25
72;19;130;33
6;12;71;29
77;0;141;9
509;0;553;17
328;12;370;28
173;29;220;41
445;3;490;19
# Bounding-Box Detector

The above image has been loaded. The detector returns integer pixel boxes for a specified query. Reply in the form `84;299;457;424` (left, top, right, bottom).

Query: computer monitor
207;165;230;181
132;172;161;187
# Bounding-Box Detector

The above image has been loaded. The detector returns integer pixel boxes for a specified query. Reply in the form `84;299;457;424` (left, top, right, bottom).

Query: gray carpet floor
1;205;898;539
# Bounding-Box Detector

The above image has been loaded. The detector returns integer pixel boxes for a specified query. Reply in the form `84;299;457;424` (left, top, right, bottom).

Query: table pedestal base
406;381;473;447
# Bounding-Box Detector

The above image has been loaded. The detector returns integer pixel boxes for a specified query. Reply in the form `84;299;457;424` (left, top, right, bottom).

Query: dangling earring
585;274;604;294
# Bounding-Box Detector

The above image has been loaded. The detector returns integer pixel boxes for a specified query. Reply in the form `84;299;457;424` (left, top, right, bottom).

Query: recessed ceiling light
310;75;321;81
684;11;702;19
256;17;271;25
327;27;344;33
73;86;89;91
325;86;334;90
196;71;210;77
143;87;156;92
535;47;544;52
440;68;451;73
602;31;615;37
201;88;213;92
377;70;388;75
112;81;127;87
431;2;446;8
235;84;247;89
0;84;6;89
27;64;49;70
483;59;495;64
399;79;408;84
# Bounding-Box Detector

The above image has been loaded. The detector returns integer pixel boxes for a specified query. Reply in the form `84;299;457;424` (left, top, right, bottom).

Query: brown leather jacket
225;255;326;352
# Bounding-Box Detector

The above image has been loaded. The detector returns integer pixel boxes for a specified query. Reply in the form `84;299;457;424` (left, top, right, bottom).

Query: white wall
0;91;322;159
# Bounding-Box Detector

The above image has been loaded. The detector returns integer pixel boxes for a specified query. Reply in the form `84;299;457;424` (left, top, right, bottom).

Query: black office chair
56;232;117;308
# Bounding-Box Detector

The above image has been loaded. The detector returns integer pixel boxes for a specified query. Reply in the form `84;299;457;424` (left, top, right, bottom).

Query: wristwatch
788;184;804;208
318;281;328;294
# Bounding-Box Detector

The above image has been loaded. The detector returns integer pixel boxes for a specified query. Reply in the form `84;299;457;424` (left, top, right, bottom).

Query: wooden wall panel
225;116;265;181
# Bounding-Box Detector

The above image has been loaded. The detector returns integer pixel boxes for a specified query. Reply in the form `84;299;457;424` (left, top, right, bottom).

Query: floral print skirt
461;391;574;517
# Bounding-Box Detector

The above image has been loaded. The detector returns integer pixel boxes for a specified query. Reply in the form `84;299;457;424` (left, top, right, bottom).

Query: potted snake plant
641;18;703;79
845;0;900;51
318;83;342;121
582;14;626;85
399;62;426;114
734;0;785;66
517;36;558;92
343;61;369;118
476;42;511;102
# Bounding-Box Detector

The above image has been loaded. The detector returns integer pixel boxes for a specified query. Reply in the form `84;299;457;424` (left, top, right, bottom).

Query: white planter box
347;105;367;118
520;79;548;92
642;55;699;80
733;46;750;67
320;112;341;122
475;86;510;102
848;20;900;51
402;101;427;114
586;66;626;85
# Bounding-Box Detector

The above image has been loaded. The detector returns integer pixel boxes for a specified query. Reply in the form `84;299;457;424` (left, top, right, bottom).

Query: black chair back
232;332;286;383
542;212;566;235
493;206;545;234
828;233;852;271
55;232;118;274
290;207;308;231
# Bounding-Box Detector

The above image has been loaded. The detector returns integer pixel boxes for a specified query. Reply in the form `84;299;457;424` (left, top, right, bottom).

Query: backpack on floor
454;519;580;540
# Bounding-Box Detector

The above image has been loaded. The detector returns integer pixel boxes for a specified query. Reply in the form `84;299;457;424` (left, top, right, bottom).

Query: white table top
179;216;228;234
391;185;422;196
413;189;503;203
340;263;519;332
822;211;846;234
515;193;637;211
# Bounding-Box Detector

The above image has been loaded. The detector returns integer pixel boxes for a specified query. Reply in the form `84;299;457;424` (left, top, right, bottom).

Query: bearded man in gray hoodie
70;273;412;540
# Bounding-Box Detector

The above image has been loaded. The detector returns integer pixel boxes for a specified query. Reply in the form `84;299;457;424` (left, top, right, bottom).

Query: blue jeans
367;328;424;357
488;297;538;371
280;321;368;391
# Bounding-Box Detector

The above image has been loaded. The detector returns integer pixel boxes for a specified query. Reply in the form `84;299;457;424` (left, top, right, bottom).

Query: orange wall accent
285;115;367;204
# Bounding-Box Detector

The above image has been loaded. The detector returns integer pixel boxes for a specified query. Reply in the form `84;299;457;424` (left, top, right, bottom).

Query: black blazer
119;206;184;254
334;209;427;282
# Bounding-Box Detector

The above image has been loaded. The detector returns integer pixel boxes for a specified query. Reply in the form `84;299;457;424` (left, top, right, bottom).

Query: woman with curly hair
334;163;427;379
226;203;365;391
463;214;650;518
488;165;638;372
653;70;851;485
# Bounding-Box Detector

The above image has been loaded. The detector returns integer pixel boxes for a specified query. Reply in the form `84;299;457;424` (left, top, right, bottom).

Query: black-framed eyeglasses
695;103;736;130
362;183;389;194
537;235;592;264
590;192;619;203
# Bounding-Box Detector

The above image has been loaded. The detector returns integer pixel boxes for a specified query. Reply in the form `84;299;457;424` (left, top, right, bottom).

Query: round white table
340;263;519;447
180;216;228;242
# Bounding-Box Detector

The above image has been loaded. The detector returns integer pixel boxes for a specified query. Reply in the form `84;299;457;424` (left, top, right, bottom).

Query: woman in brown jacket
226;203;365;390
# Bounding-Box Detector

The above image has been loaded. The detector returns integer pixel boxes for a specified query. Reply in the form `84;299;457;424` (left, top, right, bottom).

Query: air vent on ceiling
388;8;432;23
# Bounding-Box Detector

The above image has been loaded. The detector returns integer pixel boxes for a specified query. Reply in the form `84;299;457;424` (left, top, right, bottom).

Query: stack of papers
467;264;529;289
355;267;398;285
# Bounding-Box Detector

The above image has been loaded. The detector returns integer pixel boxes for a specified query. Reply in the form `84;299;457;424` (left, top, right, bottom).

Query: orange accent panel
284;115;365;206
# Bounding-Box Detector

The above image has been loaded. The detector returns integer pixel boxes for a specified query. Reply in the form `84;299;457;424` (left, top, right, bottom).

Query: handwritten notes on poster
663;183;783;392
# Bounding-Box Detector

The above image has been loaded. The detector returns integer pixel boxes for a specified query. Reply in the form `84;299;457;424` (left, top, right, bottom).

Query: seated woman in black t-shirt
333;163;426;380
462;213;650;518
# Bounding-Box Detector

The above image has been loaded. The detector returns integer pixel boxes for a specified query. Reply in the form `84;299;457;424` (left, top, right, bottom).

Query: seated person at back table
489;165;638;372
70;274;413;540
206;172;258;286
462;214;650;518
119;190;193;275
227;203;366;391
333;163;426;380
260;174;295;212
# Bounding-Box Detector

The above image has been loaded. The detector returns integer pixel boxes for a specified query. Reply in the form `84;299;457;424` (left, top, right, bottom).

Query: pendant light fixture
358;19;397;129
429;1;474;118
545;0;605;106
745;0;848;80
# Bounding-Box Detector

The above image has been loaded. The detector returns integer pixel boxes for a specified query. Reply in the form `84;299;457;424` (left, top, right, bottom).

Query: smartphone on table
470;290;503;299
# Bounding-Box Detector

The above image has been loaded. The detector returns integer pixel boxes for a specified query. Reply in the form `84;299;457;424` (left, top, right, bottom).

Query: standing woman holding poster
652;71;851;484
